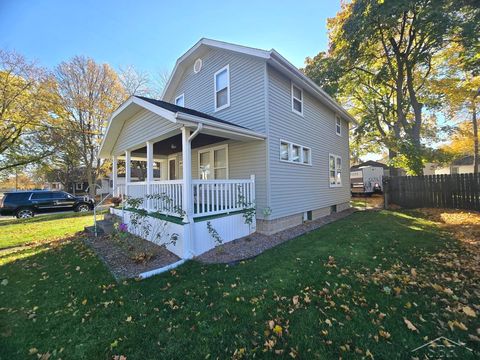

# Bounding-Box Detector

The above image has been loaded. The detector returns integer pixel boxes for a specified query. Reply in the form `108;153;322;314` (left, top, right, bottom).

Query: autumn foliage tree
53;56;127;196
0;50;58;173
304;0;479;174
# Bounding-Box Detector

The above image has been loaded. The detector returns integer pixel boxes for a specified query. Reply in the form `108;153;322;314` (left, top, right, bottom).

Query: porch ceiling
132;133;228;157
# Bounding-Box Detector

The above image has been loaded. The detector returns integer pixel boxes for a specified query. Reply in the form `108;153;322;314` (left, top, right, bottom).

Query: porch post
181;126;193;258
146;141;153;210
125;150;131;196
112;156;118;196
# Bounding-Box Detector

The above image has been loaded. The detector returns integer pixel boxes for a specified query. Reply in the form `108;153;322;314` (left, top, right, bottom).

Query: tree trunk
473;101;479;174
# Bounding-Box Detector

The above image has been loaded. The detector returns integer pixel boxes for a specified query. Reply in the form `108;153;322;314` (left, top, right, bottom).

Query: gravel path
197;208;356;264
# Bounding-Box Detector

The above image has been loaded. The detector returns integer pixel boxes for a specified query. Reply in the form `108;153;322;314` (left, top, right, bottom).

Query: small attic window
194;58;203;73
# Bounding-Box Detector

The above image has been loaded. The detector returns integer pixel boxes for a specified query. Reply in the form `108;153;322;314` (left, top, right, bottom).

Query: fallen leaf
126;316;132;322
1;279;7;286
28;348;38;355
82;299;87;305
404;318;418;332
463;306;476;318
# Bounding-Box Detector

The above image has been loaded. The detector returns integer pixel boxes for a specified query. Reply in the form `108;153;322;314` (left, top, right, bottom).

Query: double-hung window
198;145;228;180
335;115;342;136
214;65;230;111
280;140;311;165
175;93;184;107
291;83;303;116
329;154;342;187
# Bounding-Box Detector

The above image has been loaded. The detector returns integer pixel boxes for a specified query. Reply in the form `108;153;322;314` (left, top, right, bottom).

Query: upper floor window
329;154;342;187
214;65;230;111
291;83;303;116
175;94;185;107
336;115;342;136
280;140;311;165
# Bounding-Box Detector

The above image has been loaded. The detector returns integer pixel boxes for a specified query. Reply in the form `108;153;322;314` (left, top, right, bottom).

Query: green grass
0;210;479;359
0;211;104;249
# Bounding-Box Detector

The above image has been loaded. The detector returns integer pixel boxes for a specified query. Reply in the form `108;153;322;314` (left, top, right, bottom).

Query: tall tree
305;0;477;174
0;50;57;172
54;56;127;196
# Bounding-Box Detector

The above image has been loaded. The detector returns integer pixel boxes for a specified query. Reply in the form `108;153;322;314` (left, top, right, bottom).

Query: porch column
125;150;131;196
181;126;193;258
146;141;153;210
112;156;118;196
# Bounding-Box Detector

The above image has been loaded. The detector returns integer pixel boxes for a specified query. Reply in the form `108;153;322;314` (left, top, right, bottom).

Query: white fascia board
98;96;178;159
175;112;266;140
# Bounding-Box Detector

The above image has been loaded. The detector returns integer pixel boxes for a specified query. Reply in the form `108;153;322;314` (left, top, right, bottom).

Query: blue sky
0;0;341;74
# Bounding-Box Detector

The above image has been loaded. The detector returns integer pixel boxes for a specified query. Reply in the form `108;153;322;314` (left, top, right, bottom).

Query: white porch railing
192;177;255;218
149;180;184;214
125;176;255;218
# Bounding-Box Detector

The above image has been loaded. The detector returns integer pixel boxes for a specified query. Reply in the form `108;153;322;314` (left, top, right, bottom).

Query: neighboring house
351;160;406;177
99;38;355;259
435;155;479;175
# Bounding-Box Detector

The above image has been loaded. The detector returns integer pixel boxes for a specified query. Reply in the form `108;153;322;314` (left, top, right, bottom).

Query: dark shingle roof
351;160;390;170
452;155;474;166
135;96;248;130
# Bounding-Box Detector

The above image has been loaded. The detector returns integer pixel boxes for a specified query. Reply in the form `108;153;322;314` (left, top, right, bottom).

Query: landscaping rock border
82;235;180;280
197;208;356;264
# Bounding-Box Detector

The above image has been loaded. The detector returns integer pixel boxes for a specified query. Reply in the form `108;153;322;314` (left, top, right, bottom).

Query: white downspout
181;123;202;259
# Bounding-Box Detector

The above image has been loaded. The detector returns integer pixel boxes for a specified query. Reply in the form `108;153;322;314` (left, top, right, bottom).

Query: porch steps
84;219;115;236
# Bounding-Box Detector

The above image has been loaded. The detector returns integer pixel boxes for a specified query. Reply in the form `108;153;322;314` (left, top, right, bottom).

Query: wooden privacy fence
386;174;480;210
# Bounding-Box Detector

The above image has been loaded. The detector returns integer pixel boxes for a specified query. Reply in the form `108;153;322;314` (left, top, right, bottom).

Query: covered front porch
99;96;265;258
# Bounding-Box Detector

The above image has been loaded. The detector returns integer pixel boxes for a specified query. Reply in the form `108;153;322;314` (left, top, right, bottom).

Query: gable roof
161;38;357;124
98;96;265;158
135;96;248;129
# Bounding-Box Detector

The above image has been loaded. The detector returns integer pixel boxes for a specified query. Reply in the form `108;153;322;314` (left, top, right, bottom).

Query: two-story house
99;38;356;259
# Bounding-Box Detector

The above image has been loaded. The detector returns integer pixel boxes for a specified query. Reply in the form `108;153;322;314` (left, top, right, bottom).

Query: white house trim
198;144;229;180
328;153;342;188
214;64;230;112
175;93;185;107
291;82;304;117
160;38;356;124
98;97;266;159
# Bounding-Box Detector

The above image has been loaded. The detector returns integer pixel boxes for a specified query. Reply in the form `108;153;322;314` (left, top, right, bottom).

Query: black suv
0;190;95;218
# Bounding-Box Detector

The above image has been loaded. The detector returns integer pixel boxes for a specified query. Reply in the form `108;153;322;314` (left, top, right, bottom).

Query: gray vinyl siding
267;66;350;220
166;48;267;133
190;140;267;217
112;109;181;155
166;47;268;216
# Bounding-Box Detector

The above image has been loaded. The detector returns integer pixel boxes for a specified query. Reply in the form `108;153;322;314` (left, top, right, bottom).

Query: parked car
0;190;94;218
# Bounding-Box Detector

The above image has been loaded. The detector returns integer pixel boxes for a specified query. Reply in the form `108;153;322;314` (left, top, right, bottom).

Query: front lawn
0;210;479;359
0;211;104;249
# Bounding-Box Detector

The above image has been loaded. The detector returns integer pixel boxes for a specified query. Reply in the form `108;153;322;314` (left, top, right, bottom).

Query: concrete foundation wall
256;202;350;235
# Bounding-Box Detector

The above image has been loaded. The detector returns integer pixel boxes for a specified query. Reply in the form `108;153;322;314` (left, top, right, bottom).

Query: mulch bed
197;208;356;264
82;234;180;280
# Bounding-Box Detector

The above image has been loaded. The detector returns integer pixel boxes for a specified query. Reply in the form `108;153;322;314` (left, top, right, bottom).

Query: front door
169;159;176;180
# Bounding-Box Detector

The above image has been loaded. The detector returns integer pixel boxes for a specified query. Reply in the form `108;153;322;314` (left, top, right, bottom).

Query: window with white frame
175;94;184;107
280;140;311;165
198;145;228;179
335;115;342;136
75;183;83;190
329;154;342;187
291;83;303;115
214;65;230;111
